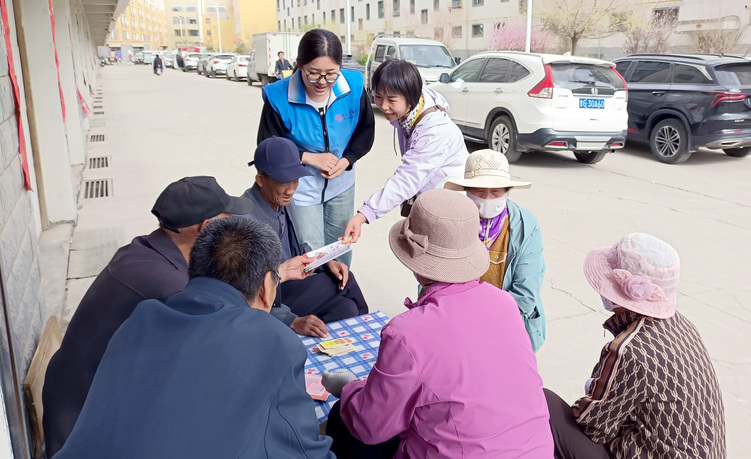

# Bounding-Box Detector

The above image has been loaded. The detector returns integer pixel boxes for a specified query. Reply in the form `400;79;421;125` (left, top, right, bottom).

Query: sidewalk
64;64;750;454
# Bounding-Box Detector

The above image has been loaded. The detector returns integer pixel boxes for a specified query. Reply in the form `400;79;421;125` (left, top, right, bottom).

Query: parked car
342;53;365;75
429;51;628;164
134;52;144;64
196;53;216;75
143;51;156;66
613;54;751;163
366;36;456;101
162;51;175;68
205;54;235;78
225;55;249;81
182;52;202;71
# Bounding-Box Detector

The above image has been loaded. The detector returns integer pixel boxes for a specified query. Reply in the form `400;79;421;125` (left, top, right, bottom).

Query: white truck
365;35;457;100
247;32;304;86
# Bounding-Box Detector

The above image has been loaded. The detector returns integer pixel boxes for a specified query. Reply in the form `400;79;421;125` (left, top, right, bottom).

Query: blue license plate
579;98;605;109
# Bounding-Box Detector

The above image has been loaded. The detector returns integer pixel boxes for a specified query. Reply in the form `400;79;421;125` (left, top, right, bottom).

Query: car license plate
579;98;605;109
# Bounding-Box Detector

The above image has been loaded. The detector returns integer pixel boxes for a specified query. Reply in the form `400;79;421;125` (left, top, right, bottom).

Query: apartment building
164;0;235;51
107;0;170;58
233;0;278;50
275;0;751;60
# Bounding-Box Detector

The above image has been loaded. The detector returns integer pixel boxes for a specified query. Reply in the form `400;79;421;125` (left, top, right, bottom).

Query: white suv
429;52;628;164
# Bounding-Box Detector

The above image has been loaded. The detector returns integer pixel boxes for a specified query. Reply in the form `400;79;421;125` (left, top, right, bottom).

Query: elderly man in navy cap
239;137;369;337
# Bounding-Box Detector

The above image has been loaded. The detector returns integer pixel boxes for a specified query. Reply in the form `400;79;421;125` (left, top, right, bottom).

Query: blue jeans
295;185;355;267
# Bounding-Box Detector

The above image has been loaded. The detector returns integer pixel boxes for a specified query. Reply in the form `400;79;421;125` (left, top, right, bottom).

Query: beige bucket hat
444;149;532;191
388;189;489;283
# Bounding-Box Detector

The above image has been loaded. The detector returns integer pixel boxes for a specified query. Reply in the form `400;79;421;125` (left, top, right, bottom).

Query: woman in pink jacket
323;189;553;459
343;60;468;241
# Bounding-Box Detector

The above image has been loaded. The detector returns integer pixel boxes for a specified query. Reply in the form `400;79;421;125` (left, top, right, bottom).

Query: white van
365;35;456;99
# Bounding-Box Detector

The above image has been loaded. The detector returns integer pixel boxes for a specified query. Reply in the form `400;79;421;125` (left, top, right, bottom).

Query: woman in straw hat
322;189;553;459
444;149;546;352
544;233;725;459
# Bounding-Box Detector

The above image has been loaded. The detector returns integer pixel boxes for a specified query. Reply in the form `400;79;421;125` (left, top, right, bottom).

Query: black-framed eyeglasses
303;69;340;84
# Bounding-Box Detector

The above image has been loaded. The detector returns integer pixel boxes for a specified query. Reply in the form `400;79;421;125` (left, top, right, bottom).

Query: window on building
434;0;439;10
124;30;129;40
206;17;211;24
421;9;427;23
331;10;336;21
189;29;199;36
393;0;400;16
312;13;315;23
305;15;308;25
131;5;136;14
410;0;415;13
351;6;354;21
653;7;679;24
472;23;483;37
113;29;120;40
189;18;197;24
174;29;183;36
340;8;344;23
317;0;320;9
378;1;384;18
304;0;308;5
298;17;301;29
206;30;211;35
323;12;326;23
278;20;281;30
121;16;127;25
366;4;370;19
132;19;137;27
277;0;280;10
284;19;287;29
451;0;462;8
359;18;363;30
452;26;462;38
473;0;483;5
185;5;196;12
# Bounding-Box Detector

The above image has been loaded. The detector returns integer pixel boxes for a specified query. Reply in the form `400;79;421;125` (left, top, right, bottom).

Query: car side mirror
439;73;450;84
454;56;461;65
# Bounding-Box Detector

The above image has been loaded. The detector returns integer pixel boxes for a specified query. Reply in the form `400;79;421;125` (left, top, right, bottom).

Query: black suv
613;54;751;163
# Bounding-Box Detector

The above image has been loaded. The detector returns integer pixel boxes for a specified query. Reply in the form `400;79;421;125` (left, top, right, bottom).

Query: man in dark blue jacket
52;217;335;459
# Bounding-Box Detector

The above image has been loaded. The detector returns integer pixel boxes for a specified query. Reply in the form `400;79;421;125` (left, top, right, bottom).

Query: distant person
153;54;163;74
444;149;546;352
258;29;375;267
323;189;553;458
238;137;369;336
544;233;726;459
344;59;468;242
42;176;314;456
275;50;293;80
52;217;336;459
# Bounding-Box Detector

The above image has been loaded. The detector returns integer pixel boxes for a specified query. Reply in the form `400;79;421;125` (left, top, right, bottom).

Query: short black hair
296;29;343;69
188;217;281;301
278;51;284;57
372;59;423;110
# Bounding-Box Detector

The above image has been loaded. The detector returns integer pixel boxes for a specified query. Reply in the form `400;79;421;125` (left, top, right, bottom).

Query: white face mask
601;296;617;312
466;192;508;219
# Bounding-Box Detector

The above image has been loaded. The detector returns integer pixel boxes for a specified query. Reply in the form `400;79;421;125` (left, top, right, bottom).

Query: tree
620;11;675;54
538;0;619;54
234;40;249;55
692;27;739;54
489;20;548;52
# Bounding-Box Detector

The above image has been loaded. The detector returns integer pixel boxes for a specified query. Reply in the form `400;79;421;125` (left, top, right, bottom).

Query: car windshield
188;53;201;58
398;45;454;68
216;55;234;60
714;64;751;87
551;63;625;90
239;56;249;62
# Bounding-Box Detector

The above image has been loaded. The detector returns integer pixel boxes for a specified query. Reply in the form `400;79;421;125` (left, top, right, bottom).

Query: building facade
274;0;751;60
164;0;235;51
1;0;126;456
107;0;170;58
232;0;278;52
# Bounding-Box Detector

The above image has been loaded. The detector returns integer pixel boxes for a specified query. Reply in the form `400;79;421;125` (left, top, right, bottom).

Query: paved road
82;63;751;453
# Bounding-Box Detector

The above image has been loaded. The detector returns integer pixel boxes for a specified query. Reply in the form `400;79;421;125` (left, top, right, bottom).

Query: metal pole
197;0;204;46
525;0;533;53
346;0;352;55
215;1;222;52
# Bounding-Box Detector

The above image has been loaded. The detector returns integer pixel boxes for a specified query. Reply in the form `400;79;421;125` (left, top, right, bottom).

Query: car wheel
722;147;751;158
489;116;522;163
212;70;217;78
650;119;692;164
247;77;253;86
260;74;270;87
574;151;608;164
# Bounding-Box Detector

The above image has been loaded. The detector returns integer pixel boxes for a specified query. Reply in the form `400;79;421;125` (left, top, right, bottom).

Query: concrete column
14;0;77;226
52;0;87;166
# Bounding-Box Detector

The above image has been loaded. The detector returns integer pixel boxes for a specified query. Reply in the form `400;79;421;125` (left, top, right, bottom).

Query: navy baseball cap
151;176;253;232
249;137;313;183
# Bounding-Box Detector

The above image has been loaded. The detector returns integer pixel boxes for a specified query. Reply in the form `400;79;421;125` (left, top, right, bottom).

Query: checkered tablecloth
300;311;390;422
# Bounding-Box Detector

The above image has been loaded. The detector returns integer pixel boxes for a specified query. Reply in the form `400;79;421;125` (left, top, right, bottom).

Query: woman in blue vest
257;29;375;267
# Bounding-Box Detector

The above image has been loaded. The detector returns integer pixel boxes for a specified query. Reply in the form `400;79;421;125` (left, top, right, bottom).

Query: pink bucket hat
389;189;489;283
583;233;680;319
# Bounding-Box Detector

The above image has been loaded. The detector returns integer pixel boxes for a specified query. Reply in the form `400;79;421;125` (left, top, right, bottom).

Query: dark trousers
280;270;368;323
545;389;613;459
326;401;401;459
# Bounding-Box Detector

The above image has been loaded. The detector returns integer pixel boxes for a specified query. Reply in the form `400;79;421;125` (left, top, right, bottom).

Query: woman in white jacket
344;60;468;241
